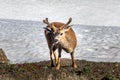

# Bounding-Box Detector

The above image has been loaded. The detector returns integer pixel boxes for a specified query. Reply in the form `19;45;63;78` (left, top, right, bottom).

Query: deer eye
60;33;63;35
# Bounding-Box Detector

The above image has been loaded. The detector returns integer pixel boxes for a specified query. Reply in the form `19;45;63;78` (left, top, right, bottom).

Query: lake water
0;19;120;63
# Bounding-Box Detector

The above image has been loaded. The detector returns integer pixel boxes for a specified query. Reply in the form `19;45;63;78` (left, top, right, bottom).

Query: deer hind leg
71;51;77;68
56;47;62;70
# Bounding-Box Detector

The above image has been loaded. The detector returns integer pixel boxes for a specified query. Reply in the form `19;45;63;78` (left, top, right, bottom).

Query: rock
0;49;9;63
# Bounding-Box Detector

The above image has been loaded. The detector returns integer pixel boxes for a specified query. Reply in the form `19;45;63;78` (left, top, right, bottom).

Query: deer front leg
71;51;77;68
50;51;54;67
56;47;62;70
53;50;58;66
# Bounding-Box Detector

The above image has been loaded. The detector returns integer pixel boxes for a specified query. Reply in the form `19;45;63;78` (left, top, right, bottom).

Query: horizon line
0;18;120;27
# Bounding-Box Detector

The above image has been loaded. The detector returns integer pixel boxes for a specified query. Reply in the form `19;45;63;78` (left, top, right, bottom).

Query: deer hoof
56;64;60;70
73;63;77;69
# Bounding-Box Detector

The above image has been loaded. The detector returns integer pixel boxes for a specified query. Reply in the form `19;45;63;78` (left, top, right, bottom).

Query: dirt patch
0;58;120;80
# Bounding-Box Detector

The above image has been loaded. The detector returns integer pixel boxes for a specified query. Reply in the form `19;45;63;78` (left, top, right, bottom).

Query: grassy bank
0;58;120;80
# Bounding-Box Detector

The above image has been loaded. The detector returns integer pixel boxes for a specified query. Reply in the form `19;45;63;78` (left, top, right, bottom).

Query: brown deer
43;18;77;70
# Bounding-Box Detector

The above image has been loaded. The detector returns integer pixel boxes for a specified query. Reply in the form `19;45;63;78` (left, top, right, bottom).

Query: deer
43;18;77;70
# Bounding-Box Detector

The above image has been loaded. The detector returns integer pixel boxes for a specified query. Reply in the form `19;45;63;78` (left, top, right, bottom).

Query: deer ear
64;26;71;31
64;24;73;29
43;27;51;32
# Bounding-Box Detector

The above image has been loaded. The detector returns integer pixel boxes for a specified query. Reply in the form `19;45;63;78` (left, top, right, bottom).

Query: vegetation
0;59;120;80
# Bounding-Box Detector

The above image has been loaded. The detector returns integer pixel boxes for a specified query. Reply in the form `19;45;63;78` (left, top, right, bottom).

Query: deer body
43;18;77;70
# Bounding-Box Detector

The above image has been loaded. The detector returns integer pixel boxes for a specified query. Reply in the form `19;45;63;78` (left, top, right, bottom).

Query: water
0;19;120;63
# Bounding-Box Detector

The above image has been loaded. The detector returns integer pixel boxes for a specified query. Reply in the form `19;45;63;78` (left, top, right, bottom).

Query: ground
0;58;120;80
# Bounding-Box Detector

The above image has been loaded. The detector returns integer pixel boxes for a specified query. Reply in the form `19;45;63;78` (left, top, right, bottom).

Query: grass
0;59;120;80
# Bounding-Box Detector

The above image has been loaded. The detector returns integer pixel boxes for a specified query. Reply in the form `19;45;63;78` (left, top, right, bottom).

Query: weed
82;66;91;74
102;73;118;80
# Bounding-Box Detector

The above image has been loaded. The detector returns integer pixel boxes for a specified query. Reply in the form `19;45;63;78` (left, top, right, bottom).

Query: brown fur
43;18;77;70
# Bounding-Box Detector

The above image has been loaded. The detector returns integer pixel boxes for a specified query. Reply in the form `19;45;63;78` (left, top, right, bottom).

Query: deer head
43;18;72;45
53;18;72;46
